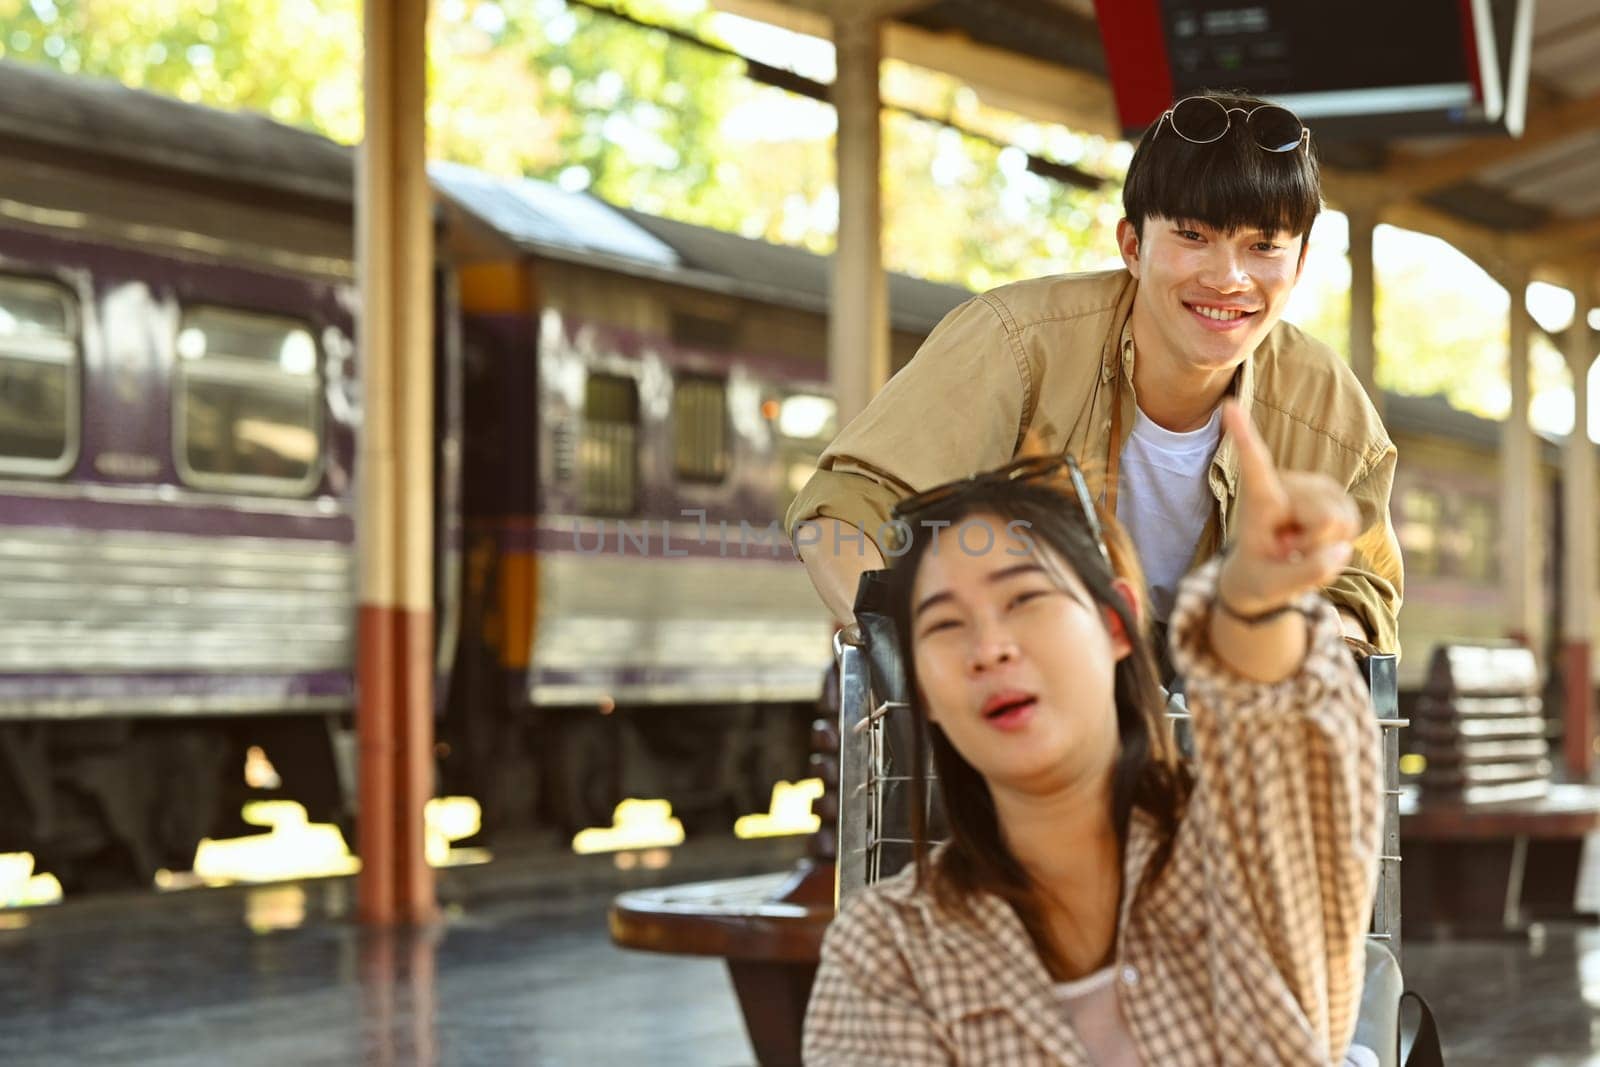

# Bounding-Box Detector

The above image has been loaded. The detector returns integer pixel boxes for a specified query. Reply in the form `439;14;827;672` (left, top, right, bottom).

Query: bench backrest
1416;643;1548;805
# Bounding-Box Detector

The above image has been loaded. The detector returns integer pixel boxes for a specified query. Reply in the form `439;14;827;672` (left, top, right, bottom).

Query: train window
580;373;639;515
1455;496;1498;583
1398;487;1442;578
174;307;321;494
673;376;729;484
0;275;78;475
671;311;737;351
772;392;837;521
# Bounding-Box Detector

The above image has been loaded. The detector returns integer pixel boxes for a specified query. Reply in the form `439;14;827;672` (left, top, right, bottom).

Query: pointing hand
1215;400;1358;618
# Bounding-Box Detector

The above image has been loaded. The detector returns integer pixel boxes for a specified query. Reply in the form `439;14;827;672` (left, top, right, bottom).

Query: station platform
0;837;804;1067
2;838;1598;1066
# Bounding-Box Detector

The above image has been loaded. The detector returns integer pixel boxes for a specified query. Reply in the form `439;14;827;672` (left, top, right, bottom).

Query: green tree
0;0;1120;289
0;0;364;142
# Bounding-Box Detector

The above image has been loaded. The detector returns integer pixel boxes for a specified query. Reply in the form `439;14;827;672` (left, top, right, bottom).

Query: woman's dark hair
1122;88;1321;247
887;472;1191;974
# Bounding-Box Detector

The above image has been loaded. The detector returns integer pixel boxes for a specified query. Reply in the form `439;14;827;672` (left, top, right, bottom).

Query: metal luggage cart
833;620;1408;957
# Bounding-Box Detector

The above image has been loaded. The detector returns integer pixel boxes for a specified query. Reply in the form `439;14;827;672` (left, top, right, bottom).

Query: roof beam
711;0;1118;137
1530;211;1600;259
1383;90;1600;196
882;20;1117;138
770;0;929;17
1323;167;1540;272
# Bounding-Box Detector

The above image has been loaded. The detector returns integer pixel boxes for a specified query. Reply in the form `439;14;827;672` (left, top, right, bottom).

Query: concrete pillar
1347;206;1379;409
1501;267;1544;648
1561;274;1596;780
829;13;890;426
357;0;437;925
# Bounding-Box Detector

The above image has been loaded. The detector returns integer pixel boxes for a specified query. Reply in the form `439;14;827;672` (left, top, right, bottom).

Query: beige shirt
802;559;1384;1066
785;269;1404;654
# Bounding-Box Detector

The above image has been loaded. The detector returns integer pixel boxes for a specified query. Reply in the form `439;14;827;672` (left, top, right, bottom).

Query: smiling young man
786;89;1403;657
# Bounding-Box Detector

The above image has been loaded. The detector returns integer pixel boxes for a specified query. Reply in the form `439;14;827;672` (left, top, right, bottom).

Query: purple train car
0;63;372;885
0;61;973;886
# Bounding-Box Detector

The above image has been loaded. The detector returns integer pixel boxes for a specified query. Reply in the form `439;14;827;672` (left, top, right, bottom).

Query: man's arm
1336;607;1369;643
785;295;1029;619
795;519;886;628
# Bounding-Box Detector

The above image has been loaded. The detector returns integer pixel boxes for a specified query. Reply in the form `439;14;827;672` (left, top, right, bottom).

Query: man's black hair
1122;88;1322;244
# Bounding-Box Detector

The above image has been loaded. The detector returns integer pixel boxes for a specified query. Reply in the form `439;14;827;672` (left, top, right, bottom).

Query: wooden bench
610;860;832;1067
609;714;840;1067
1403;643;1600;934
1401;784;1600;934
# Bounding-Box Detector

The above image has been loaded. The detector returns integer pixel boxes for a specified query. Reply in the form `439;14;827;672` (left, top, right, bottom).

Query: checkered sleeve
1168;557;1384;1063
803;888;955;1066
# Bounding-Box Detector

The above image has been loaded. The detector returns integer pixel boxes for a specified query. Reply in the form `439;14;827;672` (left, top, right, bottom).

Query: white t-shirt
1115;405;1223;621
1053;967;1380;1067
1053;967;1142;1067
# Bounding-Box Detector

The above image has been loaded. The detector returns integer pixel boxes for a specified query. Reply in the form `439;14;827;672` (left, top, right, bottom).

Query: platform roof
718;0;1600;290
7;0;1600;287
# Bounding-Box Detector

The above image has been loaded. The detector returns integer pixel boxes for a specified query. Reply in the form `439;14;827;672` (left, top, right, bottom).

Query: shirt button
1121;965;1139;987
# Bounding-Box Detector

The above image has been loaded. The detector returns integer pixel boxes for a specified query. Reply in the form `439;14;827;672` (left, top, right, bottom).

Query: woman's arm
1166;403;1384;1061
1207;401;1363;682
1171;564;1382;1062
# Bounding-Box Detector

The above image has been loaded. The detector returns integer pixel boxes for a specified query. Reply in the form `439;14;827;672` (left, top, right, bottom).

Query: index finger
1221;399;1285;505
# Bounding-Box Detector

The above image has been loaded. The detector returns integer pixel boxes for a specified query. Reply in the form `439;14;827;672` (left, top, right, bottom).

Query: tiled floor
1405;924;1600;1066
5;842;1600;1066
0;841;797;1067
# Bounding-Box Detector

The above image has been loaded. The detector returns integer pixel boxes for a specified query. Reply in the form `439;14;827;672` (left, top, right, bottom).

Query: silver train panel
528;550;833;706
0;525;354;707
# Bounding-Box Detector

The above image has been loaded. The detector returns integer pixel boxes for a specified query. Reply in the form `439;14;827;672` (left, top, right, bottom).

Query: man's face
1118;215;1308;376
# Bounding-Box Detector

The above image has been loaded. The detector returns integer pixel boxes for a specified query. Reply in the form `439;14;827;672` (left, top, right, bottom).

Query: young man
786;90;1402;655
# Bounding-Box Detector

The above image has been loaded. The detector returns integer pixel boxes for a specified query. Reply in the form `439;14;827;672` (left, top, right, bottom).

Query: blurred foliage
1376;255;1509;415
0;0;1564;418
1289;225;1574;424
0;0;1115;288
0;0;364;140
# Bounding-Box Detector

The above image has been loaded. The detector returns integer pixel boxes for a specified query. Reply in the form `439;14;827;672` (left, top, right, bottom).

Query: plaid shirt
804;559;1384;1065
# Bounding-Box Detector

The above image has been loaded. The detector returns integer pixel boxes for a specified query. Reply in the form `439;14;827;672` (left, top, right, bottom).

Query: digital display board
1096;0;1529;139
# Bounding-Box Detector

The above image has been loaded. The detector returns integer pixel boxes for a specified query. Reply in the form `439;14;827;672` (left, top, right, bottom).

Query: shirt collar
1114;282;1256;496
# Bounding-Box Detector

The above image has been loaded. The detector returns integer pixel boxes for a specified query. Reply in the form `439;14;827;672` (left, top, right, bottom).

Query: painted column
1501;266;1543;648
1562;274;1596;780
1346;205;1379;409
829;13;890;426
358;0;437;925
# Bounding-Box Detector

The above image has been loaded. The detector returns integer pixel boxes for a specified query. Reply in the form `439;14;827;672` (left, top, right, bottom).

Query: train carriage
0;60;972;881
0;62;368;885
429;162;973;834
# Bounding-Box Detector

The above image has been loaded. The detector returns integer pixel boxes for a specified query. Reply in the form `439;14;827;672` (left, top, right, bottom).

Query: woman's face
908;513;1132;795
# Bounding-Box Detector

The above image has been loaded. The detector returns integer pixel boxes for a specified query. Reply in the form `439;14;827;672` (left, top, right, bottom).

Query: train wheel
739;704;812;818
544;710;621;840
38;840;146;896
146;727;232;870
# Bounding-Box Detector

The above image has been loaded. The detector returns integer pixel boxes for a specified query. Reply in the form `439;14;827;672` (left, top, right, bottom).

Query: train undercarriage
0;693;816;894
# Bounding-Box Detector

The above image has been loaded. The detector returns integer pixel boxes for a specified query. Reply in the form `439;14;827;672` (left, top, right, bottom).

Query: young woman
804;403;1382;1066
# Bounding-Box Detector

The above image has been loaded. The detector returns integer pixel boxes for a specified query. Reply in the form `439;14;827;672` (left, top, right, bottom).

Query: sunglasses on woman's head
890;454;1112;570
1151;96;1310;153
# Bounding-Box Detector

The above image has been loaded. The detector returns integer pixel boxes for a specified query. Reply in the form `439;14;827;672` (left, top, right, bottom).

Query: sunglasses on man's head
891;454;1112;570
1151;96;1310;153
